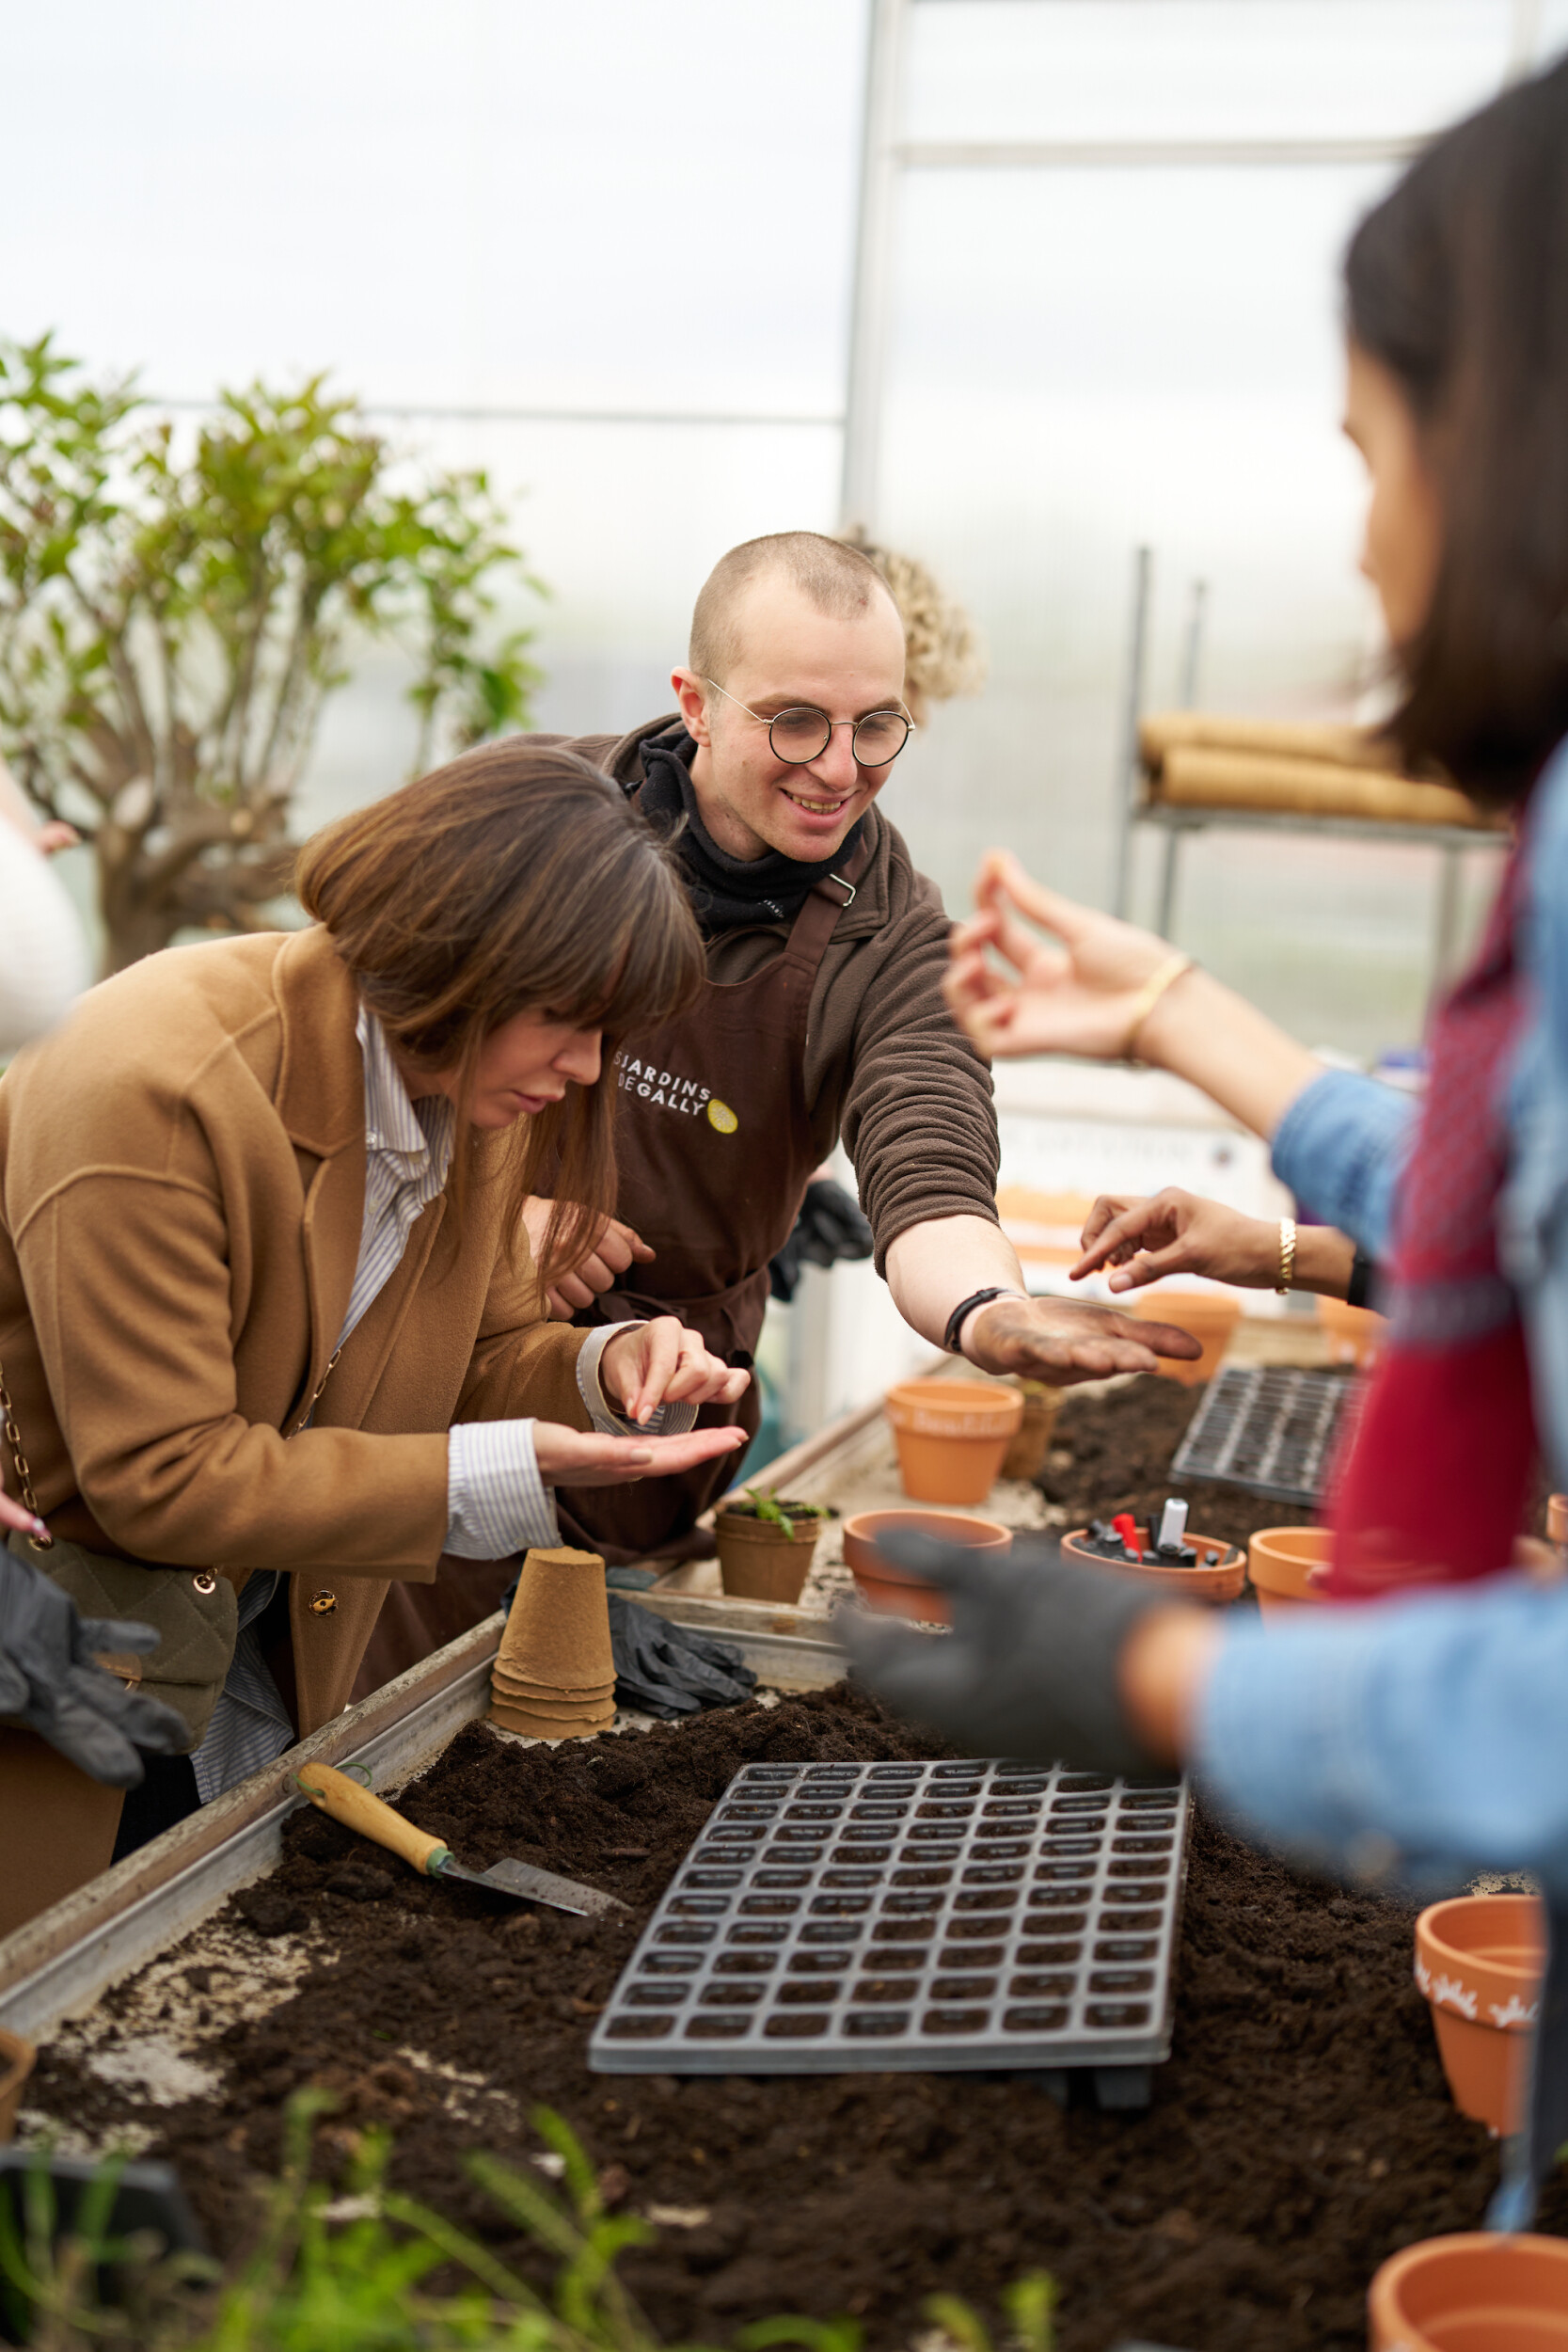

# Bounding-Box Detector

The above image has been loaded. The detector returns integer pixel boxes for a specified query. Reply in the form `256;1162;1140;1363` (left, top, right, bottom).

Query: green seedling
742;1488;827;1531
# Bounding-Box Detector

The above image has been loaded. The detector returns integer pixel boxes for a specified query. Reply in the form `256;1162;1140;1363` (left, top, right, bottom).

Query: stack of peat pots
490;1545;617;1740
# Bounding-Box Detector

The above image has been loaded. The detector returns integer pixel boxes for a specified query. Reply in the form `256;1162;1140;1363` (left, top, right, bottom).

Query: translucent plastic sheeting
873;35;1533;1049
904;0;1548;148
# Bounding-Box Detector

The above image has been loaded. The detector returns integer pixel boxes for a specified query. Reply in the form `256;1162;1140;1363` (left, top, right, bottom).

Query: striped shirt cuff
576;1321;700;1438
447;1421;562;1559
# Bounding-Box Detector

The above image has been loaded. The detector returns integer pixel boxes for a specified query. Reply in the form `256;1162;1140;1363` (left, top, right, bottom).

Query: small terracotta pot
0;2028;36;2143
1316;1294;1386;1367
1061;1527;1246;1604
884;1379;1023;1505
999;1382;1062;1483
1128;1289;1240;1387
1248;1525;1332;1618
842;1508;1012;1624
1414;1892;1544;2136
1368;2229;1568;2351
714;1504;825;1603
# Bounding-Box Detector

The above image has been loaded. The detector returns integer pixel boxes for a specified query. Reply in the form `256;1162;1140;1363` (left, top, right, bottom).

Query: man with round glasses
356;532;1198;1677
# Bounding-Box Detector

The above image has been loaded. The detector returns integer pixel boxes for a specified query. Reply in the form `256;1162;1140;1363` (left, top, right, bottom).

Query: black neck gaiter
635;725;863;940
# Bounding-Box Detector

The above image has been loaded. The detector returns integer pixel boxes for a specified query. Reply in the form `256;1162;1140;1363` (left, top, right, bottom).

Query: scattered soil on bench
30;1678;1567;2352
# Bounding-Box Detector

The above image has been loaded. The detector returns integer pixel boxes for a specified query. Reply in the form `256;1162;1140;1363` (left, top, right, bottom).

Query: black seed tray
589;1757;1190;2091
1169;1363;1358;1509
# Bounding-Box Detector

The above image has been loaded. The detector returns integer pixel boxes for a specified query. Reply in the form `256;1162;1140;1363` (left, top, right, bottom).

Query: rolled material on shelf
1137;712;1502;831
1141;711;1397;771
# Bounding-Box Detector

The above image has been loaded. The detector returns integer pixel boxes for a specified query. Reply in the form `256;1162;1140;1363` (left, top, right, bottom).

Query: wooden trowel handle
295;1761;451;1878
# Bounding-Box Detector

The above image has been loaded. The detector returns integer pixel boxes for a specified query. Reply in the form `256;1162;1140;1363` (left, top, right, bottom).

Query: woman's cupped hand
531;1316;751;1489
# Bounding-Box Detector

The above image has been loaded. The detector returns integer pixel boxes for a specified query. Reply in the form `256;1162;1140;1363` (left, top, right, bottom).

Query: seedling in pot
715;1491;832;1604
737;1488;830;1527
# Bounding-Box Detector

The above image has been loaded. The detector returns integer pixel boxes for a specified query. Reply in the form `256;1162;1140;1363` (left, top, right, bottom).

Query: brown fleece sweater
528;716;1000;1268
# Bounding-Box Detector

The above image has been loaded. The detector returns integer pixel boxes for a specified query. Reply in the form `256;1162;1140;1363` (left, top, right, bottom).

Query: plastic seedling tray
590;1758;1190;2110
1169;1365;1358;1509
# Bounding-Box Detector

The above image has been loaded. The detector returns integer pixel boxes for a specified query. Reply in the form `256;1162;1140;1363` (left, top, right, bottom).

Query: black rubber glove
841;1531;1169;1776
608;1596;758;1719
768;1178;875;1303
0;1548;190;1788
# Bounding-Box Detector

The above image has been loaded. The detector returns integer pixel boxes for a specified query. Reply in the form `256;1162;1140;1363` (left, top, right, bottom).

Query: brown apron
352;841;866;1692
556;843;866;1562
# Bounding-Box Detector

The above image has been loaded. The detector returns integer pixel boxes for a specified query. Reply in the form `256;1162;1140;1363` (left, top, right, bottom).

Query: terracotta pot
0;2028;35;2144
1368;2230;1568;2351
884;1378;1023;1505
714;1505;825;1603
1061;1527;1246;1604
842;1508;1012;1624
1414;1892;1544;2136
1000;1382;1062;1483
1248;1525;1332;1618
1316;1294;1386;1368
1129;1288;1241;1386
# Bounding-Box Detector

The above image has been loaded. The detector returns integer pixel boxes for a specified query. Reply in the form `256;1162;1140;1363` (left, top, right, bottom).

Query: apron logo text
615;1054;735;1125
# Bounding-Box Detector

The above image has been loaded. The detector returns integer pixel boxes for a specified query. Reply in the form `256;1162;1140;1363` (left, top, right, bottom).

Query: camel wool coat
0;924;591;1734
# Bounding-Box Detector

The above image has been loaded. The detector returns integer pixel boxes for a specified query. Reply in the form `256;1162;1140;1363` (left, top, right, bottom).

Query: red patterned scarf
1325;842;1536;1598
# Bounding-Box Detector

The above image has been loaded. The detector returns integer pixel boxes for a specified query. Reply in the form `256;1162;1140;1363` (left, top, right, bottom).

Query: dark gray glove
0;1548;189;1788
841;1531;1167;1775
608;1596;758;1719
768;1179;875;1303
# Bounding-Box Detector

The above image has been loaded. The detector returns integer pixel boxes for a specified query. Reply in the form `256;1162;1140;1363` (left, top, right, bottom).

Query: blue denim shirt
1195;737;1568;1893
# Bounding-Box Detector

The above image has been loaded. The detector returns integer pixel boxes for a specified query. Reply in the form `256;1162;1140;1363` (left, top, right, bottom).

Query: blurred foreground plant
0;2091;1059;2352
0;333;543;972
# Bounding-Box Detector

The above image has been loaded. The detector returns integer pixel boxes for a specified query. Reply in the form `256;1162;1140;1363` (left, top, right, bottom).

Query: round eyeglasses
704;679;913;769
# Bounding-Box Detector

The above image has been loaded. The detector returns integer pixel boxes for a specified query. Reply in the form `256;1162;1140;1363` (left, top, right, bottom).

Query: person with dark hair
855;54;1568;2229
0;743;749;1900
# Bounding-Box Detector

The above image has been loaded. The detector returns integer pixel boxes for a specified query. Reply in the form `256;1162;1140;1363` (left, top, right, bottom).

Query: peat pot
1248;1525;1331;1618
884;1378;1023;1505
1414;1892;1544;2136
1317;1294;1386;1368
999;1381;1062;1483
1129;1289;1241;1387
1061;1527;1246;1604
0;2028;34;2142
842;1508;1012;1624
714;1501;826;1604
1368;2230;1568;2351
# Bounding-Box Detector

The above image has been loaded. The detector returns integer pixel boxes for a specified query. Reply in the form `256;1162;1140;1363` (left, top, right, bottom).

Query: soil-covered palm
965;1295;1201;1388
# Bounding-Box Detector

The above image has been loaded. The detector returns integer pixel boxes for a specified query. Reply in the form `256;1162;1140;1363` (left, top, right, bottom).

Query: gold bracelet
1120;952;1195;1061
1276;1216;1297;1295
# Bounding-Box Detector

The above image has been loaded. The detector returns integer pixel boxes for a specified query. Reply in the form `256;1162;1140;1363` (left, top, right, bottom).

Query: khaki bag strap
0;1351;51;1551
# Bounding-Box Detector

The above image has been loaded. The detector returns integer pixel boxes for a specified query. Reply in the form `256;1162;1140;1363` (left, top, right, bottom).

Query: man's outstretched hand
961;1292;1201;1386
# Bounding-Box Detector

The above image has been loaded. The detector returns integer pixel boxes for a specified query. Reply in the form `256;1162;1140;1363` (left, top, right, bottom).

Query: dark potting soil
30;1679;1568;2352
1039;1365;1555;1553
1040;1371;1341;1554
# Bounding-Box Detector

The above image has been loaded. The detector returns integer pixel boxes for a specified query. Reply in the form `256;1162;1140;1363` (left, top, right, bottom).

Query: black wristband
1346;1249;1379;1311
942;1287;1022;1355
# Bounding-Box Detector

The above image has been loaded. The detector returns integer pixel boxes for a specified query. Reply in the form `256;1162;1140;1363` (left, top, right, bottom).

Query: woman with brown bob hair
0;740;747;1896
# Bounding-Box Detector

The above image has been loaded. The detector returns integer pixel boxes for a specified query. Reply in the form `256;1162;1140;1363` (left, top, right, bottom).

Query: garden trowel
295;1761;630;1918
